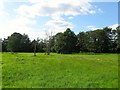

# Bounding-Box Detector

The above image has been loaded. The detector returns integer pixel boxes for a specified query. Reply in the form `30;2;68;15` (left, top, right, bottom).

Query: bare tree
45;31;53;55
33;39;36;56
33;38;40;56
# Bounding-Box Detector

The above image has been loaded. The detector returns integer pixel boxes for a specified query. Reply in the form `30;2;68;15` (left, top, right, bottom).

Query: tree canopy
2;25;120;53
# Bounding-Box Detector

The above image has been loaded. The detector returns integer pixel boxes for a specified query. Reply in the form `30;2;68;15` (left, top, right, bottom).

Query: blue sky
73;2;118;33
0;0;118;40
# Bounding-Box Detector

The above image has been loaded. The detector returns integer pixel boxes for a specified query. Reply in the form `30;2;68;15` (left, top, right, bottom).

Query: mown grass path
2;53;118;88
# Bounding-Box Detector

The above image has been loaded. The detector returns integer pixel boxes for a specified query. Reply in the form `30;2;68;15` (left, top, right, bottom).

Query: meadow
2;53;118;88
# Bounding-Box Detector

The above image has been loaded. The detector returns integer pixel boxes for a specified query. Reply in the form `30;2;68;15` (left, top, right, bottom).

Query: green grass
2;52;118;88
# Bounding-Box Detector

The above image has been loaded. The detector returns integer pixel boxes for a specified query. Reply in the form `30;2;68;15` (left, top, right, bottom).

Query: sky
0;0;119;40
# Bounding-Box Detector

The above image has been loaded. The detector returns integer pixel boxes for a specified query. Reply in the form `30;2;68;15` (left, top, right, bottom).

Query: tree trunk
45;39;51;55
46;42;50;55
34;42;36;56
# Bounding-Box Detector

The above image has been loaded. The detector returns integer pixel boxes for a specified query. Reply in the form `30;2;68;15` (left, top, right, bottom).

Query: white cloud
68;16;73;19
91;0;119;2
0;0;4;16
17;0;100;18
0;0;9;16
0;0;45;40
45;19;74;34
87;25;100;30
109;24;118;30
16;0;100;38
0;1;4;9
0;15;45;40
87;24;119;31
1;0;103;40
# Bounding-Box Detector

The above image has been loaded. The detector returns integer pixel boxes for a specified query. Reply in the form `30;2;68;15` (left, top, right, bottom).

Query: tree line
1;25;120;54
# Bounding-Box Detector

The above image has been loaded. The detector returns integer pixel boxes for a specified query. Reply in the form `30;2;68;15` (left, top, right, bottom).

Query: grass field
2;52;118;88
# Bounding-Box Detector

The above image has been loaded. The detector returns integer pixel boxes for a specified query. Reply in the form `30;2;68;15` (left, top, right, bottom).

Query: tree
45;32;53;55
77;27;113;53
31;38;40;56
20;34;31;52
2;26;119;53
2;38;8;52
55;28;78;54
54;32;64;53
7;32;22;52
86;28;111;53
116;25;120;52
49;35;55;52
102;27;113;53
77;32;88;52
108;29;117;52
33;39;37;56
63;28;78;53
36;39;45;52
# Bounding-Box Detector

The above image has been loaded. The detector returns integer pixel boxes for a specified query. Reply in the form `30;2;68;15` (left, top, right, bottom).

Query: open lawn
2;53;118;88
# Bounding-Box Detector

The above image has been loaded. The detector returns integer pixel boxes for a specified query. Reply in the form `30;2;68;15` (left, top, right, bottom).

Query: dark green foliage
62;28;78;54
77;32;89;52
77;26;119;53
54;28;78;54
50;36;56;52
20;34;31;52
116;26;120;52
54;32;64;53
7;32;22;52
2;25;120;53
6;33;32;52
36;39;46;52
86;28;111;53
2;38;8;52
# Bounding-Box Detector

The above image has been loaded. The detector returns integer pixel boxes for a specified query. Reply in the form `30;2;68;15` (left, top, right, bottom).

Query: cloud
16;0;101;37
0;15;45;40
0;0;9;16
87;24;119;31
45;19;74;34
0;0;4;16
91;0;119;2
0;0;45;40
68;16;73;19
109;24;118;30
87;25;100;30
1;0;103;40
17;0;100;18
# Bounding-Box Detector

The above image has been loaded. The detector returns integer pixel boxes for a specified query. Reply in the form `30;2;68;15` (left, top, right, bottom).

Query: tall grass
2;53;118;88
